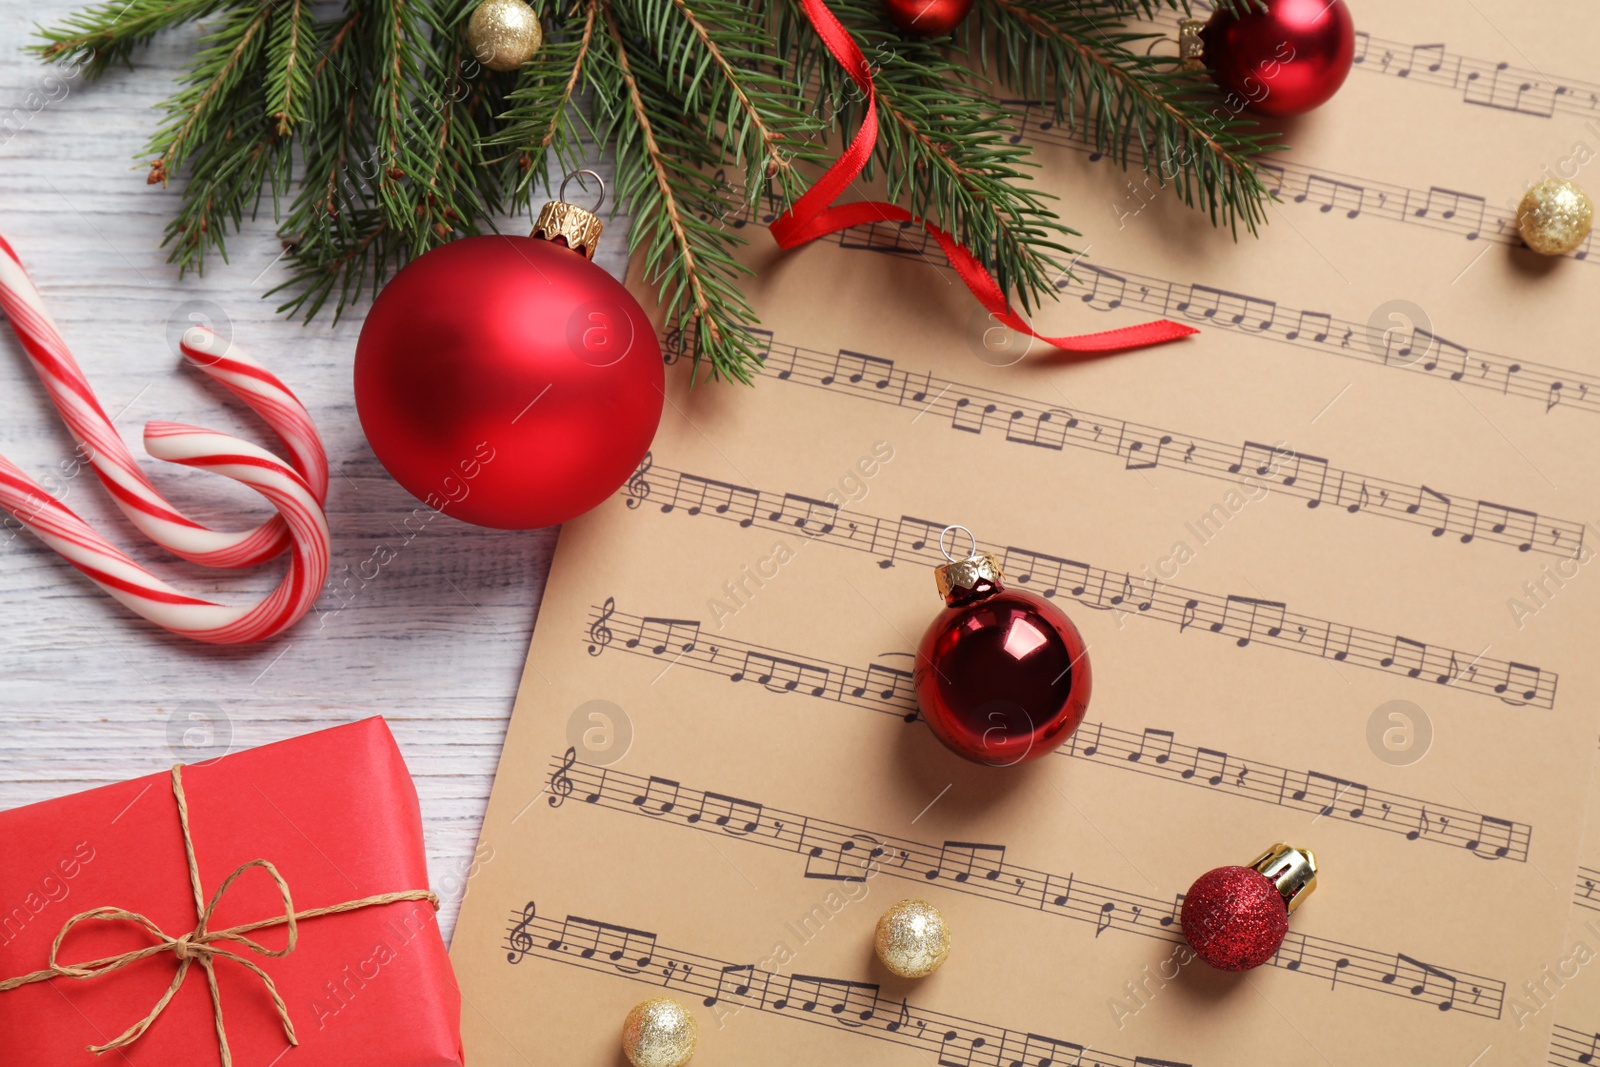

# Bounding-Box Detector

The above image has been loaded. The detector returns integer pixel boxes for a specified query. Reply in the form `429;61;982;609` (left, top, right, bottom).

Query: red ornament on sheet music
882;0;972;37
1181;843;1318;971
1194;0;1355;117
913;526;1091;766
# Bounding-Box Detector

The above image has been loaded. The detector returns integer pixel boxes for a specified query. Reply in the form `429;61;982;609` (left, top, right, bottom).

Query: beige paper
453;5;1600;1063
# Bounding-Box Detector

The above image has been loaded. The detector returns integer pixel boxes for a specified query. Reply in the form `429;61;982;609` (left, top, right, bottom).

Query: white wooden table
0;8;611;941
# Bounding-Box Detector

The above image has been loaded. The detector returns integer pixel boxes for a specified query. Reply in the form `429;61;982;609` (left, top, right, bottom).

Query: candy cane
0;234;327;567
0;238;331;644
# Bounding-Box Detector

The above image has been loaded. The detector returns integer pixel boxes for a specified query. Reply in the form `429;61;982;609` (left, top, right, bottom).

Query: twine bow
0;766;439;1065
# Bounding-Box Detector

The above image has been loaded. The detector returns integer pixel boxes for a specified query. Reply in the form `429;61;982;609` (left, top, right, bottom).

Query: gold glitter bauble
621;997;698;1067
1516;178;1593;257
466;0;542;72
874;899;950;978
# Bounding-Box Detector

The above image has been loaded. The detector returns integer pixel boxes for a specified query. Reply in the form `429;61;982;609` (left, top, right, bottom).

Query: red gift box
0;717;463;1066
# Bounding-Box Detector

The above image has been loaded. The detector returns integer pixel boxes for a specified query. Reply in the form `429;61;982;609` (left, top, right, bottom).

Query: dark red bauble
915;583;1091;766
354;233;663;529
883;0;973;37
1201;0;1355;116
1180;865;1288;971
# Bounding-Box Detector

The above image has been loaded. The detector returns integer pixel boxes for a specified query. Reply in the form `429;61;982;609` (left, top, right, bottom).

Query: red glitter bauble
354;232;663;529
1201;0;1355;117
1181;865;1289;971
915;587;1091;766
883;0;973;37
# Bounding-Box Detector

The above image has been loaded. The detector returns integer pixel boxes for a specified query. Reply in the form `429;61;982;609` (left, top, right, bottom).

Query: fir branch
969;0;1279;236
145;4;273;184
265;0;318;135
31;0;230;77
627;0;821;206
493;0;595;210
778;0;1076;313
596;0;766;384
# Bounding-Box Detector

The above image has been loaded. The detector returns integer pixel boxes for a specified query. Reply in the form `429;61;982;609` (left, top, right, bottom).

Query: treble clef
506;901;537;964
548;747;578;809
625;454;653;510
588;597;615;656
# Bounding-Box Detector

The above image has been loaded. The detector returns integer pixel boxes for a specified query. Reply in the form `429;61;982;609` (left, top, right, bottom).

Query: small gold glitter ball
1517;178;1593;257
466;0;542;73
874;898;951;978
621;997;698;1067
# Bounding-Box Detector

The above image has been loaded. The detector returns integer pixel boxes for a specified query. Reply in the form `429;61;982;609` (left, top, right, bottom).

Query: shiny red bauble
1201;0;1355;117
883;0;973;37
354;233;663;529
1180;865;1289;971
915;572;1091;766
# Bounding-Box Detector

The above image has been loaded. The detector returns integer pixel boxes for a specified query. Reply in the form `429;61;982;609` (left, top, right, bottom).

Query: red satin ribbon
770;0;1198;353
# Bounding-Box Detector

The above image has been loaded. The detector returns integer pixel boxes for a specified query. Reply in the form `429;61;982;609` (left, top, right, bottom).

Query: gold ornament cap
1517;178;1593;256
1248;843;1318;914
932;525;1004;605
1178;18;1207;71
532;170;607;260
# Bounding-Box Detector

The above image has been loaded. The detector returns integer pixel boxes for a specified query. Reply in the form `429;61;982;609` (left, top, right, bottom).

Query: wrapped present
0;717;463;1066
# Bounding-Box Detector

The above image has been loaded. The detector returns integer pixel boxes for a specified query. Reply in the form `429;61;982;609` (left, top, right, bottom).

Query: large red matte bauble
1201;0;1355;116
883;0;973;37
915;588;1091;766
354;235;663;529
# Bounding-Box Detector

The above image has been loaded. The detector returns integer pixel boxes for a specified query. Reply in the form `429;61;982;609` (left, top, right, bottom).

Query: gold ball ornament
621;997;698;1067
466;0;542;72
874;899;951;978
1516;178;1593;256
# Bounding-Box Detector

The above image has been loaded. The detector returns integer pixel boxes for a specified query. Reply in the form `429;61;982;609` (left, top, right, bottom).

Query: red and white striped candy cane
0;233;327;567
0;237;331;644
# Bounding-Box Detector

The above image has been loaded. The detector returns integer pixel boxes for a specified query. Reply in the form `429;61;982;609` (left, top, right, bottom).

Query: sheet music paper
452;3;1600;1062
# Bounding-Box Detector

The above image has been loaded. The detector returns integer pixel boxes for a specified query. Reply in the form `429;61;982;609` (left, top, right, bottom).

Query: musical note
587;597;615;656
1122;431;1172;471
771;492;840;536
1009;1032;1087;1067
633;775;681;816
1182;746;1230;786
703;963;761;1008
1174;284;1277;332
932;841;1008;884
666;473;759;527
951;395;999;434
1494;661;1545;704
804;833;886;882
1284;309;1333;343
506;901;536;964
1094;901;1115;937
1467;500;1537;551
821;349;894;390
1209;595;1287;647
688;791;764;835
1464;815;1515;860
550;915;657;974
1381;953;1458;1010
1077;263;1127;311
548;747;577;809
1006;408;1073;451
937;1030;989;1067
1130;728;1174;765
848;662;915;702
1289;771;1369;819
627;616;701;656
1411;186;1487;239
774;974;880;1024
1405;485;1453;537
1296;174;1367;218
732;650;830;695
1381;635;1429;678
